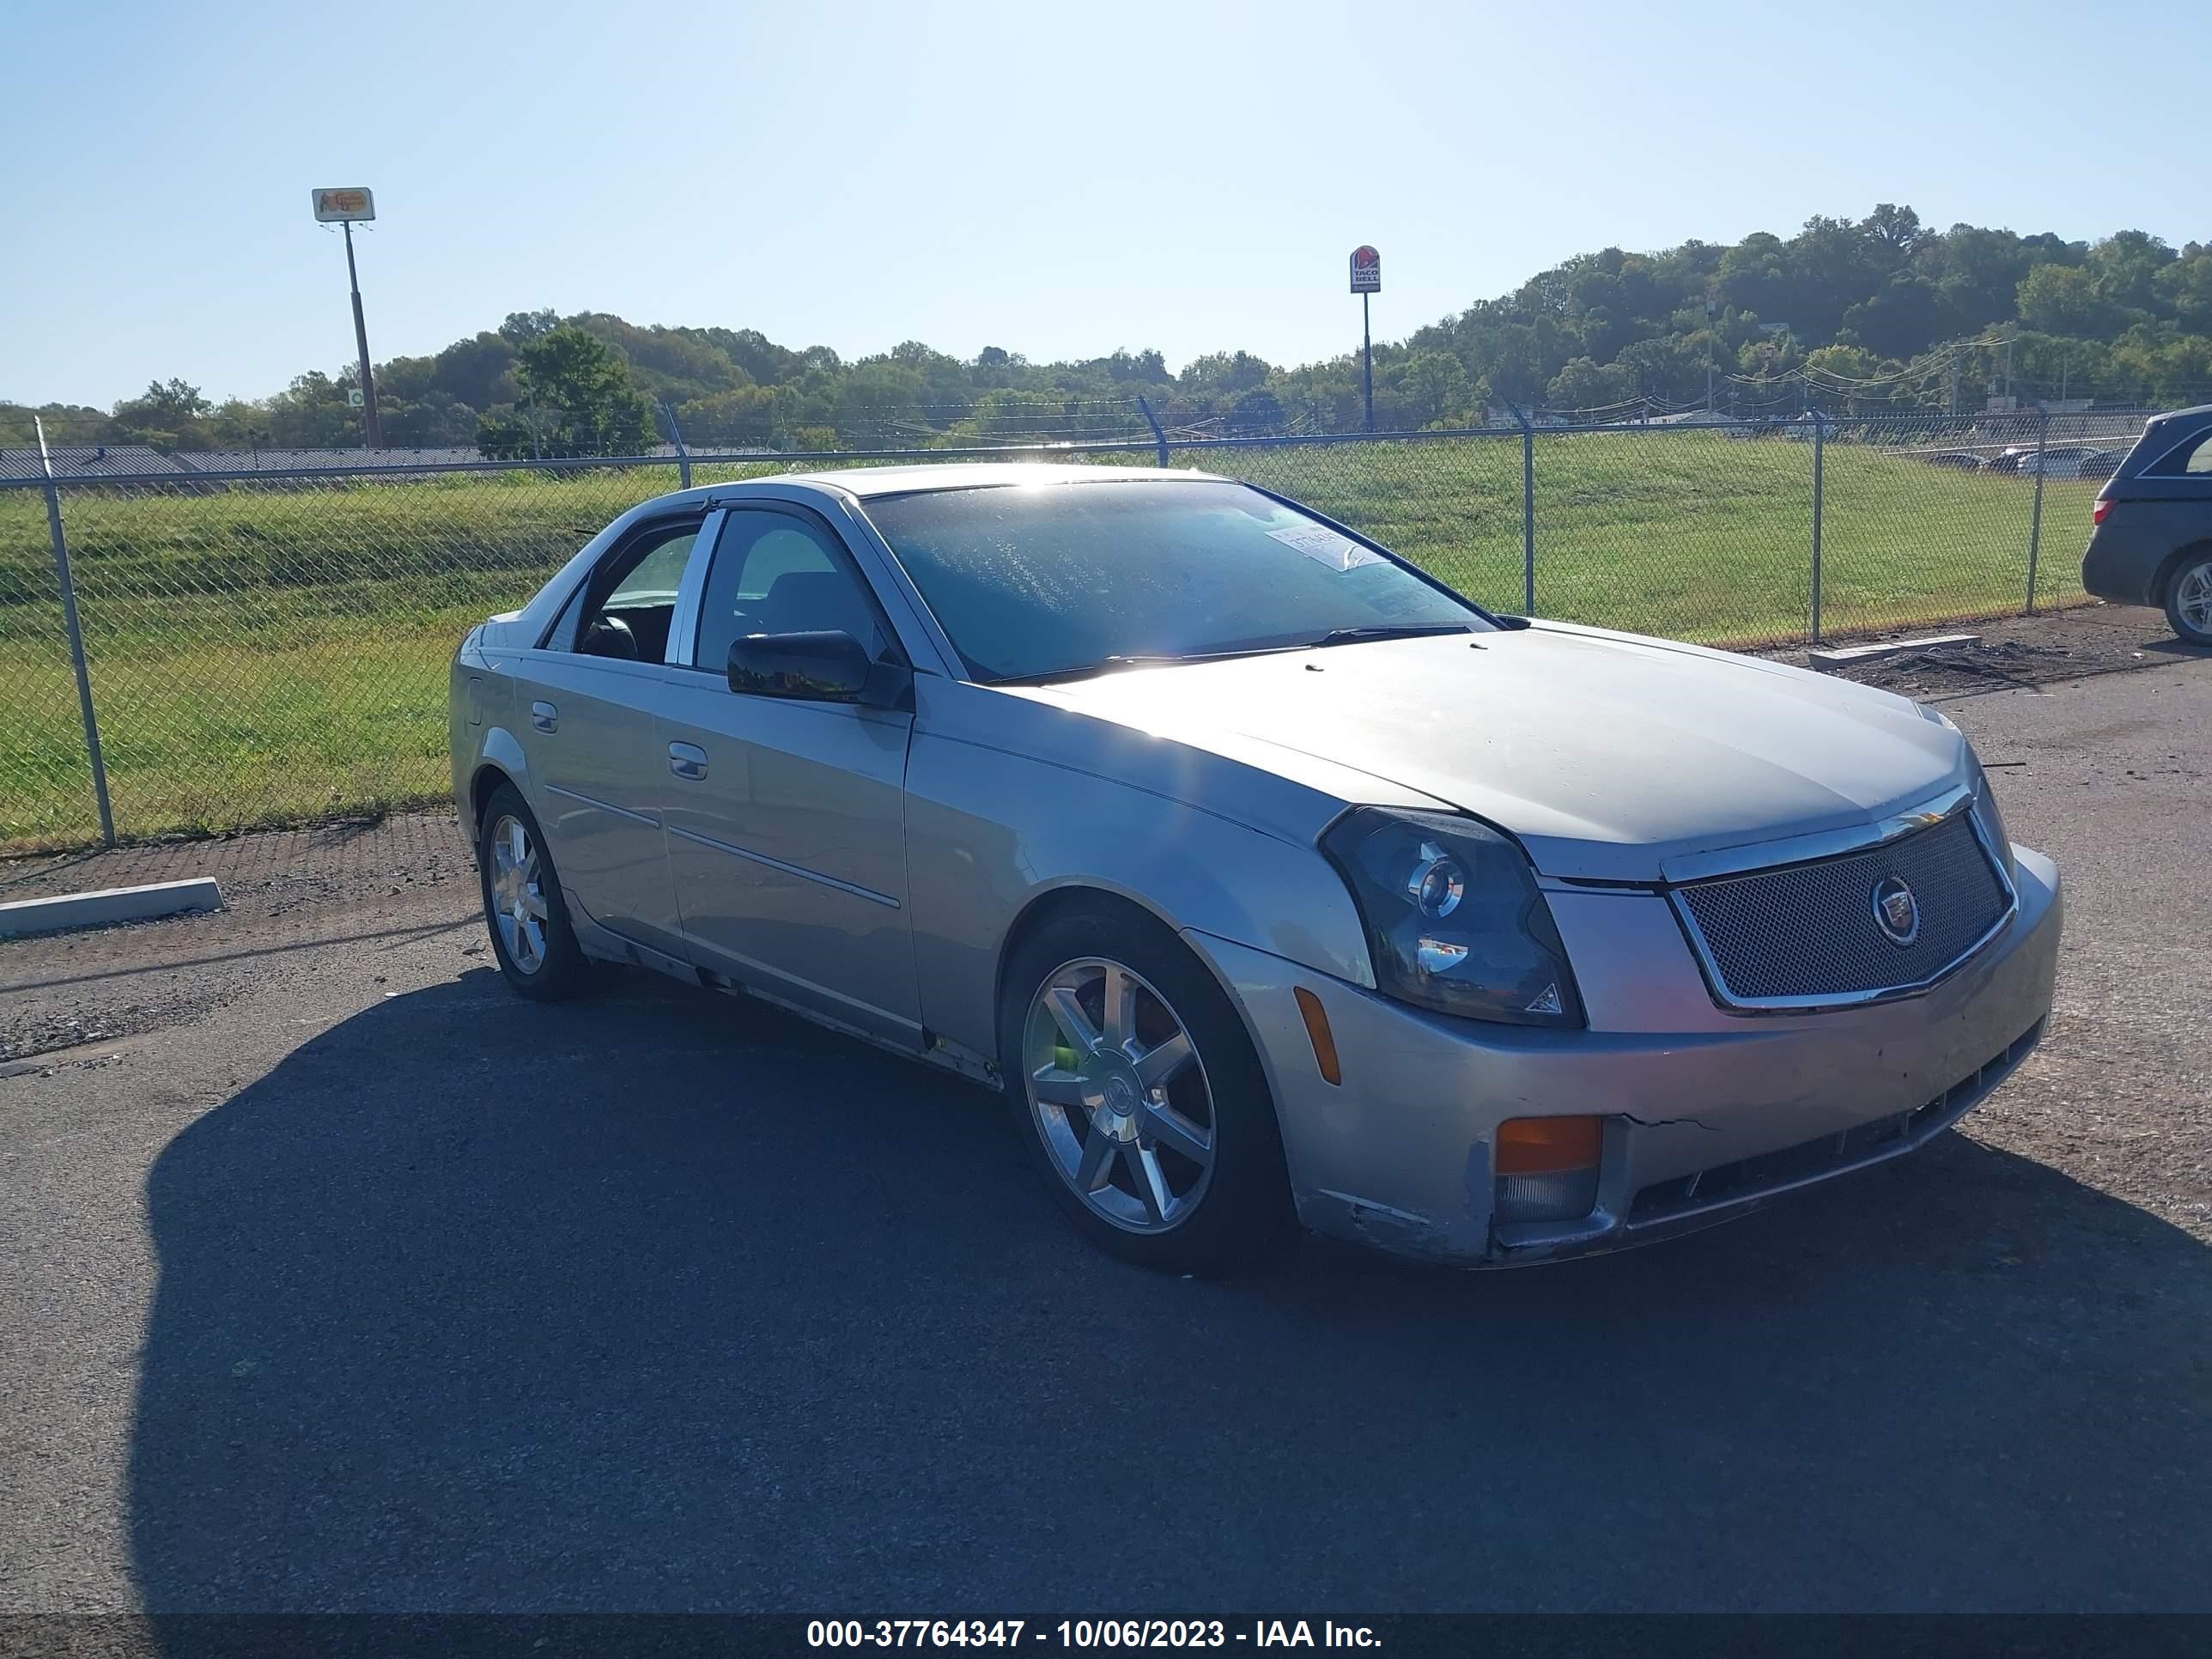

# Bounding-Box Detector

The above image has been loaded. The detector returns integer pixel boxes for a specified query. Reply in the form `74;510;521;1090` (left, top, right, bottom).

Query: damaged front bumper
1187;847;2063;1267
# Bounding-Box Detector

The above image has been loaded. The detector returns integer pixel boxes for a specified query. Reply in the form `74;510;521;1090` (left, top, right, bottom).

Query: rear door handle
530;701;558;733
668;742;708;781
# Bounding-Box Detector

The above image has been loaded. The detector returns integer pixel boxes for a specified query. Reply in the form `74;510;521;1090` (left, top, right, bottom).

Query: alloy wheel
2178;560;2212;635
1022;957;1216;1232
488;813;550;975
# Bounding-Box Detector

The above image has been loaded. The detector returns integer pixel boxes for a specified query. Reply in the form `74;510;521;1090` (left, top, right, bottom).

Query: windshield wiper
1309;623;1475;647
990;645;1299;687
993;626;1480;686
989;653;1206;687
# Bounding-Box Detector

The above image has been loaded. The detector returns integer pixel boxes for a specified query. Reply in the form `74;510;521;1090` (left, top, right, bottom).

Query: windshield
860;478;1492;684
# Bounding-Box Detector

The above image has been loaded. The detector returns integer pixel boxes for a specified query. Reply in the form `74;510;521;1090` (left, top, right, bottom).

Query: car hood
1019;622;1969;881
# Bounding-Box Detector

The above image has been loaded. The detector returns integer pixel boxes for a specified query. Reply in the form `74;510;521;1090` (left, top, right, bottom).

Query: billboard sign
312;187;376;223
1349;245;1381;295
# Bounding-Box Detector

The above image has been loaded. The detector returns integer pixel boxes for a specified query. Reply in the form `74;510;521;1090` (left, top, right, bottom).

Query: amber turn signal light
1292;987;1341;1086
1495;1115;1603;1175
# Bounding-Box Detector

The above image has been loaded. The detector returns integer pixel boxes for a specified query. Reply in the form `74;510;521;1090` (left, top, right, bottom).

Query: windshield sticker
1267;524;1384;572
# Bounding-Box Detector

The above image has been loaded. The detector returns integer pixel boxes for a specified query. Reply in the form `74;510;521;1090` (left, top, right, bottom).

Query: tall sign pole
1350;246;1380;432
341;221;383;450
313;188;383;449
1362;290;1373;431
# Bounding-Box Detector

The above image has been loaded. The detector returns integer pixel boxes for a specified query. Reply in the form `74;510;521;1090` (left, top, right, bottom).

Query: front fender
902;720;1371;1065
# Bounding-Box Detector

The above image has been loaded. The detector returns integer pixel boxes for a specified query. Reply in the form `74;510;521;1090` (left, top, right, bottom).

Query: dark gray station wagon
2081;403;2212;645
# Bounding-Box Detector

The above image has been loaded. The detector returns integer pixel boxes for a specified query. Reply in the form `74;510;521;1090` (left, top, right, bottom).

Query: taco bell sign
1349;245;1381;295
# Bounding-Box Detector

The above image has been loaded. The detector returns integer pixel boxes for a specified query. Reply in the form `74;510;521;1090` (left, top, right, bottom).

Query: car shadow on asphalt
2144;636;2212;660
128;970;2212;1614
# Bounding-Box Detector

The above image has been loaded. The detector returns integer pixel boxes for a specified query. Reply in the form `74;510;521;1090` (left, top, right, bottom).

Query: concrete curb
0;877;223;940
1808;633;1980;669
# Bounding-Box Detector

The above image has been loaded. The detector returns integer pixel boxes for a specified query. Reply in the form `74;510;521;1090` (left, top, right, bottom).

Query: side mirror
727;630;908;706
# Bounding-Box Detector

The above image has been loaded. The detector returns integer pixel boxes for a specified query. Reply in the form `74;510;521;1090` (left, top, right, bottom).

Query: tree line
6;205;2209;458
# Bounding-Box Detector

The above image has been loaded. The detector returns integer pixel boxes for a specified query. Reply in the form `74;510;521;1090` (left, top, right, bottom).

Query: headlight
1967;755;2015;878
1925;708;2011;874
1321;808;1583;1029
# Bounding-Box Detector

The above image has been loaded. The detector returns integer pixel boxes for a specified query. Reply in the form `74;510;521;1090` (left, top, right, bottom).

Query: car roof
775;461;1218;499
593;464;1231;538
2133;402;2212;436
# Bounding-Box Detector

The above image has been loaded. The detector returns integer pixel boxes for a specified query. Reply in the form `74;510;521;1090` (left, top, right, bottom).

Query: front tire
999;902;1294;1274
477;783;593;1001
2165;550;2212;646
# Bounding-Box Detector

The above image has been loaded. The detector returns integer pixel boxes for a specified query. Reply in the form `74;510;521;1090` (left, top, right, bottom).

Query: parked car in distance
2015;445;2115;480
2081;403;2212;645
1922;450;1986;472
452;465;2063;1273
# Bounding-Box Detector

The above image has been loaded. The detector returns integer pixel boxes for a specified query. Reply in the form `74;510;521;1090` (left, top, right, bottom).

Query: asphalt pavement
2;651;2207;1614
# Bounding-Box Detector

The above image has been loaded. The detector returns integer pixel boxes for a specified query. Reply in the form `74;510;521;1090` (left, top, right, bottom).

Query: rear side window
543;518;702;660
2143;425;2212;477
607;532;700;605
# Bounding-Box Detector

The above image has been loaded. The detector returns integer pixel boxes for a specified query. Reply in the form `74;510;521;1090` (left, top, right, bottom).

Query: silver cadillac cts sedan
450;464;2063;1273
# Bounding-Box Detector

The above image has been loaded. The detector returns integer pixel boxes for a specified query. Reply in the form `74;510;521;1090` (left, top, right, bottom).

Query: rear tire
999;902;1295;1275
2164;550;2212;646
477;783;594;1001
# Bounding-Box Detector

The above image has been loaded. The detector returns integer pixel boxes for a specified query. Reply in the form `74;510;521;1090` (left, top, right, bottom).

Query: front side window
860;478;1492;684
694;509;895;675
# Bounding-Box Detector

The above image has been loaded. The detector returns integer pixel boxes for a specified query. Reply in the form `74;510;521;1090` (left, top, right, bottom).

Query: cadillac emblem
1872;874;1921;945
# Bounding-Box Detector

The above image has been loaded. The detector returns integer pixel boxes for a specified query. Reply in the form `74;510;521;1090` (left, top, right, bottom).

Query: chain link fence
1;410;2130;852
1;489;94;851
1171;434;1530;612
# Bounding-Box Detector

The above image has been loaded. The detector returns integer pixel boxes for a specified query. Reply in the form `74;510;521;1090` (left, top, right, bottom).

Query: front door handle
668;742;708;781
530;701;558;733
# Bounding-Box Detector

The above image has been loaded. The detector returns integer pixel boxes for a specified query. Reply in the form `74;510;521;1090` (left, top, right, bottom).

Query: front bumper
1188;846;2062;1267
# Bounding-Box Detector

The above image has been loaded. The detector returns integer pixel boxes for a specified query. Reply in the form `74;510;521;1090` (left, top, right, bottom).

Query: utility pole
2004;334;2014;405
1705;297;1718;414
1948;355;1961;416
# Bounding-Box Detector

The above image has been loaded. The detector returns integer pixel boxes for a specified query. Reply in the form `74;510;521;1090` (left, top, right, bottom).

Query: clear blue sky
4;0;2205;409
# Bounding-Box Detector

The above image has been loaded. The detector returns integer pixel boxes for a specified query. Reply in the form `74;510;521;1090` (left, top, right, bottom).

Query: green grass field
0;435;2098;850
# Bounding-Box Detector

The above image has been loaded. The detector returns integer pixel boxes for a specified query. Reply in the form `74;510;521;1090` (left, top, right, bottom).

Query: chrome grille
1674;807;2013;1008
